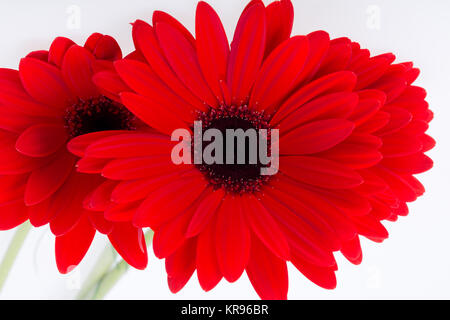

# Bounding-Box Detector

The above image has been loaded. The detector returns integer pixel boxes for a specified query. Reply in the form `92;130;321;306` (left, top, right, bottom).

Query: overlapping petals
0;34;147;273
72;0;433;299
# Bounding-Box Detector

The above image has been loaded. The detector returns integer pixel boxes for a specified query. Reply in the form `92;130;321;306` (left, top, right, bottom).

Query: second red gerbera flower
0;34;148;273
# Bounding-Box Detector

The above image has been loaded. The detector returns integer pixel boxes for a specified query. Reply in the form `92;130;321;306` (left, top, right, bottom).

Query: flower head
73;0;434;299
0;34;148;273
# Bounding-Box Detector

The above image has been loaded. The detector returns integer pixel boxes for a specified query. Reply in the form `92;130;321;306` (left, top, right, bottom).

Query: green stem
91;259;129;300
76;243;118;300
0;221;31;292
91;230;154;300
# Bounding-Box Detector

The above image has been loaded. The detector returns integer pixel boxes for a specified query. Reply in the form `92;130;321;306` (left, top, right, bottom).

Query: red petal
0;174;27;203
351;214;389;242
380;133;422;157
314;38;352;78
25;151;76;205
272;71;356;125
196;218;222;291
133;174;206;228
264;0;294;57
84;180;116;211
28;198;53;227
353;54;394;90
281;156;363;189
246;235;288;300
156;22;217;107
0;200;28;230
84;33;122;61
92;70;130;102
279;92;357;133
186;188;225;237
311;187;371;217
48;37;75;67
132;20;205;111
76;157;109;174
19;57;74;109
108;222;148;270
152;11;196;48
295;31;330;83
261;191;338;265
104;201;139;222
84;132;173;159
376;105;412;136
49;173;95;236
62;45;99;99
242;194;290;260
0;89;57;118
381;153;433;174
280;119;354;155
16;123;67;158
27;51;49;61
356;111;391;133
318;133;383;169
88;212;113;234
215;196;250;282
271;177;356;243
120;92;190;135
55;215;95;274
0;132;49;174
67;130;128;157
166;238;197;293
251;36;309;113
227;2;266;105
153;207;194;259
341;236;362;265
372;165;418;202
114;59;195;122
291;251;337;290
196;1;230;103
102;155;182;180
111;171;193;204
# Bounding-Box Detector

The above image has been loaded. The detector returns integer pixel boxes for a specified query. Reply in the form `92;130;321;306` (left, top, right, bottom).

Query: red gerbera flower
0;34;148;273
71;0;434;299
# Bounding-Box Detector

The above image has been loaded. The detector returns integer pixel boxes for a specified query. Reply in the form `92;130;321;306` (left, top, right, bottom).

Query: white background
0;0;448;299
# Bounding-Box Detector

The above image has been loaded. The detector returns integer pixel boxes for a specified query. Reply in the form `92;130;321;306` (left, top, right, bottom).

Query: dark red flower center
64;96;136;138
195;105;273;194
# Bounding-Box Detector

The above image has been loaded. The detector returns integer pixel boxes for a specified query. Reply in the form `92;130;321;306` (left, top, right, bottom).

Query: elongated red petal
156;22;217;107
62;45;100;99
16;123;67;158
196;218;223;291
25;151;76;206
0;200;29;230
242;194;290;260
132;20;205;111
196;1;229;103
281;156;363;189
108;222;148;270
215;196;250;282
264;0;294;57
19;57;74;109
186;187;224;237
280;119;354;155
246;235;288;300
55;215;95;274
166;238;197;293
227;2;266;105
114;59;195;122
120;92;190;135
251;36;309;113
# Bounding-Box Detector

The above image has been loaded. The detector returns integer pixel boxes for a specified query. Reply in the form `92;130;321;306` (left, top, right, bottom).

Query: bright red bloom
0;34;148;273
73;0;434;299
